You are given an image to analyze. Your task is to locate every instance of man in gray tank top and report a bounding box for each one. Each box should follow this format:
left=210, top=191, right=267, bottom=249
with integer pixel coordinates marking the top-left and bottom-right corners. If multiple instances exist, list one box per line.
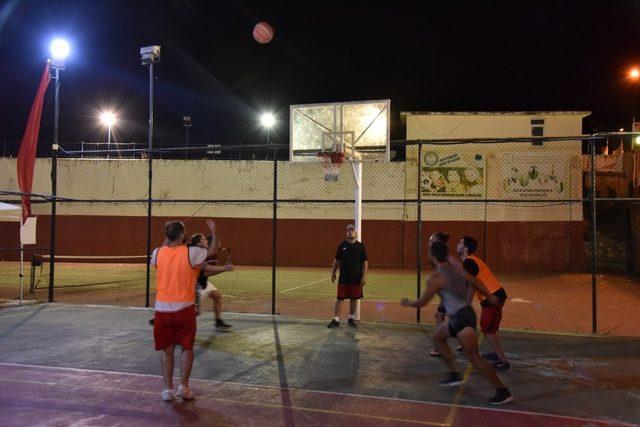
left=401, top=240, right=513, bottom=405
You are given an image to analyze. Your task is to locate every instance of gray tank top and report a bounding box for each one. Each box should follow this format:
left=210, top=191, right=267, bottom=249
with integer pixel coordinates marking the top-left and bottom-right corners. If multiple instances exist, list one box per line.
left=437, top=263, right=469, bottom=316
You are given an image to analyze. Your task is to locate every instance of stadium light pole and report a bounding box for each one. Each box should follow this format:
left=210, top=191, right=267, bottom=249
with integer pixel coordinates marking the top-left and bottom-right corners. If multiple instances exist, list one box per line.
left=49, top=38, right=70, bottom=149
left=260, top=112, right=276, bottom=144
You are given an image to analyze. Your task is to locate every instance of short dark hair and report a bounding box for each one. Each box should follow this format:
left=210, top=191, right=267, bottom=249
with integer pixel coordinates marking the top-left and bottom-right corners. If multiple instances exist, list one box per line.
left=188, top=233, right=205, bottom=247
left=165, top=221, right=185, bottom=242
left=430, top=232, right=450, bottom=243
left=429, top=240, right=448, bottom=263
left=461, top=236, right=478, bottom=254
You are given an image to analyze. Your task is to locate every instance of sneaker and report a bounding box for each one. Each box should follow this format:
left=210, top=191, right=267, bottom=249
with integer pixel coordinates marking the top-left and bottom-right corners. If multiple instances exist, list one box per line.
left=488, top=388, right=514, bottom=405
left=161, top=388, right=175, bottom=401
left=437, top=372, right=464, bottom=387
left=348, top=318, right=357, bottom=327
left=481, top=351, right=499, bottom=361
left=430, top=348, right=441, bottom=357
left=493, top=360, right=511, bottom=370
left=454, top=346, right=464, bottom=353
left=327, top=319, right=340, bottom=328
left=216, top=319, right=232, bottom=328
left=148, top=318, right=155, bottom=326
left=176, top=385, right=194, bottom=400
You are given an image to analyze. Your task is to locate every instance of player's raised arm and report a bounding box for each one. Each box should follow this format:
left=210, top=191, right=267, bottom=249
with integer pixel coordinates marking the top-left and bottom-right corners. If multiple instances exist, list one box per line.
left=402, top=273, right=444, bottom=308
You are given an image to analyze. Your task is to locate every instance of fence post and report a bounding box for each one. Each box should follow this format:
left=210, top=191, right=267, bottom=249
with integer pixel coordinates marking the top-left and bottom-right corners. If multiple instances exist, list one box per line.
left=416, top=143, right=422, bottom=323
left=145, top=62, right=155, bottom=309
left=272, top=149, right=278, bottom=315
left=590, top=139, right=597, bottom=334
left=48, top=144, right=58, bottom=302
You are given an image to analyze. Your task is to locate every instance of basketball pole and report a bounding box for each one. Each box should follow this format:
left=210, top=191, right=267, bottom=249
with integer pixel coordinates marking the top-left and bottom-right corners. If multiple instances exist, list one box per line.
left=352, top=160, right=363, bottom=321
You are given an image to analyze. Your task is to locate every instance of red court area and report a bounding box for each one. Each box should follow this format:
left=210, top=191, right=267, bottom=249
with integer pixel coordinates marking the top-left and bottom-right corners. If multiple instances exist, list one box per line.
left=0, top=363, right=631, bottom=427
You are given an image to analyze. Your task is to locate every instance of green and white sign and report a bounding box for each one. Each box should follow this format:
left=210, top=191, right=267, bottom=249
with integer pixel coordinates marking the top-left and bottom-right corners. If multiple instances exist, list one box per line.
left=501, top=153, right=567, bottom=199
left=421, top=151, right=485, bottom=198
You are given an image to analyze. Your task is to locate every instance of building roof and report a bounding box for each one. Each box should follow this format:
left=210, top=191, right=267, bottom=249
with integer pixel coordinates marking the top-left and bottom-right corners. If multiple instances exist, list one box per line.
left=399, top=111, right=591, bottom=124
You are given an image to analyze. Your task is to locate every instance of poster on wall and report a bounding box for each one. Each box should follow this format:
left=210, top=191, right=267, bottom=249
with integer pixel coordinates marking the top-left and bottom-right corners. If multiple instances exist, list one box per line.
left=421, top=151, right=486, bottom=198
left=501, top=153, right=567, bottom=199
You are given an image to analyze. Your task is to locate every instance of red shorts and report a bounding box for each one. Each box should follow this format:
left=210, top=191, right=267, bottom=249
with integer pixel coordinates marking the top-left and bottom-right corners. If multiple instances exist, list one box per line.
left=337, top=283, right=363, bottom=300
left=480, top=303, right=503, bottom=334
left=154, top=305, right=197, bottom=351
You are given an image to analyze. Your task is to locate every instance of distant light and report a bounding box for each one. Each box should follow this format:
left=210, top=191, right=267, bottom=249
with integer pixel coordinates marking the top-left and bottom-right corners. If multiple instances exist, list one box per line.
left=630, top=68, right=640, bottom=80
left=619, top=128, right=625, bottom=132
left=260, top=113, right=275, bottom=128
left=100, top=111, right=117, bottom=127
left=635, top=136, right=640, bottom=146
left=49, top=38, right=70, bottom=60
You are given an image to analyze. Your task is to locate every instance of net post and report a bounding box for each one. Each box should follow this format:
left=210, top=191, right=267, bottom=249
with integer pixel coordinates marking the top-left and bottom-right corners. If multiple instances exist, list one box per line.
left=416, top=143, right=422, bottom=324
left=272, top=149, right=278, bottom=315
left=48, top=144, right=58, bottom=303
left=590, top=138, right=597, bottom=334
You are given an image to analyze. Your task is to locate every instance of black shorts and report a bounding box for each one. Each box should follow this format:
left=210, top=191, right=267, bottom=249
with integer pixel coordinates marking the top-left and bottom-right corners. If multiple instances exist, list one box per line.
left=448, top=306, right=477, bottom=338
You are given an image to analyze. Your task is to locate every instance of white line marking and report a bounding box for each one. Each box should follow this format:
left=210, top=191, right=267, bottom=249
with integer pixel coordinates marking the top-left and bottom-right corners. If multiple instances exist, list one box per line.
left=280, top=277, right=330, bottom=293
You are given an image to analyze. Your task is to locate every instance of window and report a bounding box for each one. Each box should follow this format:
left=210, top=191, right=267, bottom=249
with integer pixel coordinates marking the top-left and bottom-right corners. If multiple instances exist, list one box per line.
left=531, top=119, right=544, bottom=145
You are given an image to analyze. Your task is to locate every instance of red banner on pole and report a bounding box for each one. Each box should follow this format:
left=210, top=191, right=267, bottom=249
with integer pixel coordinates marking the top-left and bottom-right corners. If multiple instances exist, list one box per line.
left=17, top=62, right=51, bottom=222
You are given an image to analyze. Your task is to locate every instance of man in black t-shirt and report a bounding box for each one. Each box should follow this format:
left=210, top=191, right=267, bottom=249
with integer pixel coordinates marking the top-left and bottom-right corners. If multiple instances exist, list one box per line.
left=328, top=224, right=368, bottom=328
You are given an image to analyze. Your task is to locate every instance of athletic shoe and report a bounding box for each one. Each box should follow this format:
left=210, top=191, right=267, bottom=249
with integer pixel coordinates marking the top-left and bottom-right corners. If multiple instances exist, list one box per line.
left=161, top=389, right=175, bottom=401
left=488, top=388, right=514, bottom=405
left=327, top=319, right=340, bottom=328
left=348, top=318, right=357, bottom=327
left=493, top=360, right=511, bottom=370
left=481, top=351, right=499, bottom=361
left=430, top=348, right=441, bottom=357
left=176, top=385, right=194, bottom=400
left=216, top=319, right=232, bottom=328
left=148, top=318, right=155, bottom=326
left=437, top=372, right=464, bottom=387
left=454, top=346, right=464, bottom=353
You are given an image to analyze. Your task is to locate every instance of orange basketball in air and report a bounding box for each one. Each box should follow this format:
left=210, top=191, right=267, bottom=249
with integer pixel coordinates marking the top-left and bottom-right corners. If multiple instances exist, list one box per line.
left=253, top=22, right=274, bottom=44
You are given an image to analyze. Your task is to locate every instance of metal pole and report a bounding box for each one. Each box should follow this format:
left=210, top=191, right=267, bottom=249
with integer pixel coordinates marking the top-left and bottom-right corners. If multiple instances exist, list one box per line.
left=185, top=125, right=189, bottom=159
left=107, top=126, right=111, bottom=159
left=19, top=245, right=23, bottom=305
left=590, top=139, right=597, bottom=334
left=416, top=144, right=422, bottom=323
left=353, top=161, right=363, bottom=321
left=272, top=149, right=278, bottom=315
left=49, top=144, right=58, bottom=302
left=53, top=68, right=60, bottom=147
left=145, top=62, right=154, bottom=308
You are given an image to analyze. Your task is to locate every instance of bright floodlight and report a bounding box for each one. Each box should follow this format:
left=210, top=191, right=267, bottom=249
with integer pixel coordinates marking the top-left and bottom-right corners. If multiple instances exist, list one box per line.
left=100, top=111, right=117, bottom=127
left=635, top=136, right=640, bottom=145
left=50, top=38, right=70, bottom=60
left=629, top=68, right=640, bottom=80
left=260, top=112, right=275, bottom=128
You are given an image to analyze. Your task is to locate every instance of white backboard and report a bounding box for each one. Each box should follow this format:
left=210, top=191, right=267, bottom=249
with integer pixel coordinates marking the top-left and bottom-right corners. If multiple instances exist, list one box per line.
left=290, top=99, right=390, bottom=162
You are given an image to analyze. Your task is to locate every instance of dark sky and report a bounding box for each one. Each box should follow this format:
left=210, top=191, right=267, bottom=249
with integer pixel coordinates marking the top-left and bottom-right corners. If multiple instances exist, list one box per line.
left=2, top=0, right=640, bottom=146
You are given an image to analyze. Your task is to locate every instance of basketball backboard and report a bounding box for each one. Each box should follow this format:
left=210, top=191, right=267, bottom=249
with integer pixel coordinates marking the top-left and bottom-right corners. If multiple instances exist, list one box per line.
left=290, top=99, right=390, bottom=162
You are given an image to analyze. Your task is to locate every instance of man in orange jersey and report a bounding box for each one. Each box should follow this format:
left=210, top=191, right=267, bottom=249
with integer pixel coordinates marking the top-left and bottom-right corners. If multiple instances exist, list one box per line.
left=150, top=219, right=218, bottom=401
left=457, top=236, right=510, bottom=370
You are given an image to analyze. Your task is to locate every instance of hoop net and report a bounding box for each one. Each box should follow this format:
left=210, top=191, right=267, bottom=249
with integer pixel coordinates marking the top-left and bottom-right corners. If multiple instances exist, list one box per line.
left=317, top=151, right=345, bottom=182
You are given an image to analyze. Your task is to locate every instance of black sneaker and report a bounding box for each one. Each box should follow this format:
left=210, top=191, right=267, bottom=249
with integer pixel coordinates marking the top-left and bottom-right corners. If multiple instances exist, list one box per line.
left=148, top=318, right=155, bottom=326
left=327, top=319, right=340, bottom=328
left=437, top=372, right=464, bottom=387
left=348, top=318, right=357, bottom=327
left=482, top=351, right=499, bottom=361
left=489, top=388, right=514, bottom=405
left=216, top=319, right=232, bottom=328
left=493, top=360, right=511, bottom=370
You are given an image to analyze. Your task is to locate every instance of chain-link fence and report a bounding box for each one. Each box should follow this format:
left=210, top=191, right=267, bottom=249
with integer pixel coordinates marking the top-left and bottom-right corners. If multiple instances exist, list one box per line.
left=2, top=135, right=639, bottom=336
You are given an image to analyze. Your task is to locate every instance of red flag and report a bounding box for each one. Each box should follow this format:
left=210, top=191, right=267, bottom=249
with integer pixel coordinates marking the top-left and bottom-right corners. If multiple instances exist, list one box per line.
left=17, top=62, right=51, bottom=222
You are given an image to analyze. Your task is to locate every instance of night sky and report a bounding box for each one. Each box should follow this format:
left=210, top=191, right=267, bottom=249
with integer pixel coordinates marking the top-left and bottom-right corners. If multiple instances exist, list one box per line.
left=2, top=0, right=640, bottom=147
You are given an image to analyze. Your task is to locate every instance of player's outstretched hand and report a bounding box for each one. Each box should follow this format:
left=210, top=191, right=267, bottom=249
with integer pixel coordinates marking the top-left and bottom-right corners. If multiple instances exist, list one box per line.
left=206, top=219, right=216, bottom=232
left=225, top=264, right=235, bottom=271
left=401, top=298, right=411, bottom=307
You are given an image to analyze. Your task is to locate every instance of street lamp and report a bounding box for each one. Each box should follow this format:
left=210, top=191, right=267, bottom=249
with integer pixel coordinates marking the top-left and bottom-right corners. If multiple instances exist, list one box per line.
left=629, top=67, right=640, bottom=80
left=99, top=111, right=117, bottom=154
left=183, top=115, right=192, bottom=158
left=48, top=38, right=70, bottom=149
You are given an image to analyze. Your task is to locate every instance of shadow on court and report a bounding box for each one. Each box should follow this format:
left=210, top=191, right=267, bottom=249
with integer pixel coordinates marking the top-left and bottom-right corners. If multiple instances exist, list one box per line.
left=0, top=303, right=638, bottom=426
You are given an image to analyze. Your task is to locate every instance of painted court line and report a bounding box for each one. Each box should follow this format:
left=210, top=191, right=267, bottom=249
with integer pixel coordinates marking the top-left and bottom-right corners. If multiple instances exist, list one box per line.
left=0, top=362, right=631, bottom=426
left=279, top=277, right=330, bottom=293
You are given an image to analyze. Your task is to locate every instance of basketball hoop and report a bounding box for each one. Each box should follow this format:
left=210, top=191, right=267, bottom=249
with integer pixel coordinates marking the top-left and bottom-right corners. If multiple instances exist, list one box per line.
left=317, top=151, right=345, bottom=182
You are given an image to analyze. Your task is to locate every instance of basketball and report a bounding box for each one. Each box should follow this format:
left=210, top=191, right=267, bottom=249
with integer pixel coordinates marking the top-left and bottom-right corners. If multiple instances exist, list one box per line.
left=253, top=22, right=274, bottom=44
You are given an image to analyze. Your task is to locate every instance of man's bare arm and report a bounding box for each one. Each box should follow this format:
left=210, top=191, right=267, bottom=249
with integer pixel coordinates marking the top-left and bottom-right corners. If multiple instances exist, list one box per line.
left=331, top=259, right=340, bottom=283
left=361, top=260, right=368, bottom=286
left=401, top=273, right=444, bottom=308
left=463, top=271, right=498, bottom=305
left=206, top=220, right=218, bottom=258
left=201, top=263, right=234, bottom=276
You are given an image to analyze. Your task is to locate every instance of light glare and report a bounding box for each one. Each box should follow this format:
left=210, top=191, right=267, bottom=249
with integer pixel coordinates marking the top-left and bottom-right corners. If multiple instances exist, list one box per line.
left=50, top=38, right=70, bottom=60
left=100, top=111, right=117, bottom=127
left=261, top=113, right=275, bottom=128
